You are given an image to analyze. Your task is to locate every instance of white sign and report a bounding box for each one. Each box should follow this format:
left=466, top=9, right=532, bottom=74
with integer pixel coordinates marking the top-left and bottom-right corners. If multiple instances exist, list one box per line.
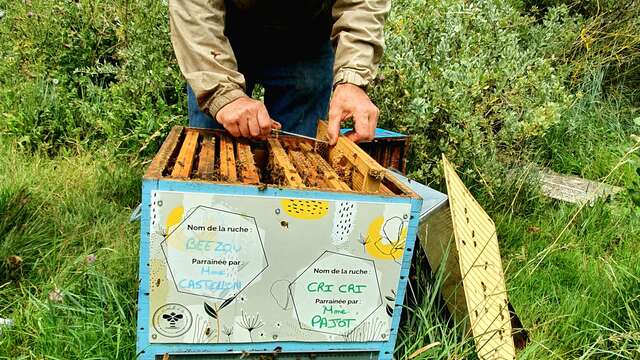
left=148, top=191, right=410, bottom=344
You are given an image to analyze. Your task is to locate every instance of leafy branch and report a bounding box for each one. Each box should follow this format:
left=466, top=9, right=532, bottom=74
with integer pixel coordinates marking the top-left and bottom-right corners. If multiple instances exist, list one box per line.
left=203, top=296, right=235, bottom=343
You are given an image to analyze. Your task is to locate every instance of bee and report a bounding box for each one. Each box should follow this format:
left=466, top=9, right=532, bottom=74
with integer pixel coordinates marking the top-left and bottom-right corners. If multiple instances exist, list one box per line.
left=280, top=220, right=288, bottom=228
left=162, top=312, right=184, bottom=328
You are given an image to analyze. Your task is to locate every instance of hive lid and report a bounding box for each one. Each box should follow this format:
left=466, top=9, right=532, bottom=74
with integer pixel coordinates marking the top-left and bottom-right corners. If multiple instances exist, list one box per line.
left=443, top=155, right=516, bottom=360
left=340, top=127, right=409, bottom=140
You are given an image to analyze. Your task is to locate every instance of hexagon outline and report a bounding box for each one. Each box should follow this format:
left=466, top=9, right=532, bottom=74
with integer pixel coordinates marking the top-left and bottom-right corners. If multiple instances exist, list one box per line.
left=160, top=205, right=269, bottom=301
left=288, top=250, right=384, bottom=336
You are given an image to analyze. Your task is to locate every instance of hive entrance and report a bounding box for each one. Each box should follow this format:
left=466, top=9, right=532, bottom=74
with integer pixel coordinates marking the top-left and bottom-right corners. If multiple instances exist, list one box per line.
left=145, top=126, right=414, bottom=196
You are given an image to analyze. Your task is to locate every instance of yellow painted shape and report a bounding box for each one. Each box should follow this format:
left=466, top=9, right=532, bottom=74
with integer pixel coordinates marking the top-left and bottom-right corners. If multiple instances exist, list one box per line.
left=166, top=206, right=184, bottom=232
left=364, top=216, right=406, bottom=260
left=281, top=199, right=329, bottom=220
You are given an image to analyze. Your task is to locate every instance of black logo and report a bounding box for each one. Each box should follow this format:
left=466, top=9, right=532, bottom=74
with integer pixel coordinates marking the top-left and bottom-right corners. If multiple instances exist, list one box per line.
left=152, top=303, right=193, bottom=338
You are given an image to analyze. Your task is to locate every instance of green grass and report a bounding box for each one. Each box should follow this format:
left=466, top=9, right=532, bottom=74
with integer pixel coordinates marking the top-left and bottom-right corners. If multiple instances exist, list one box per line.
left=1, top=0, right=640, bottom=358
left=481, top=89, right=640, bottom=358
left=0, top=142, right=142, bottom=358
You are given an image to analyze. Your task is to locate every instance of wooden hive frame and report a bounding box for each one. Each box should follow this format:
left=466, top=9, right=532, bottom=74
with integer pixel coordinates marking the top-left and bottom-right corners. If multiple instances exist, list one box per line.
left=144, top=125, right=418, bottom=198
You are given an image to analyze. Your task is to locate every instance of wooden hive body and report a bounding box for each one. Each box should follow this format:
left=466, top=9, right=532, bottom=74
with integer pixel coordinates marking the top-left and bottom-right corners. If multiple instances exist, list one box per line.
left=339, top=128, right=411, bottom=174
left=137, top=126, right=422, bottom=360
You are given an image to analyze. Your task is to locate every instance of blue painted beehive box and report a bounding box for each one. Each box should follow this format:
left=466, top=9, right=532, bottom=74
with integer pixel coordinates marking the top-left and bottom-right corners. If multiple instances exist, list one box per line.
left=137, top=125, right=423, bottom=359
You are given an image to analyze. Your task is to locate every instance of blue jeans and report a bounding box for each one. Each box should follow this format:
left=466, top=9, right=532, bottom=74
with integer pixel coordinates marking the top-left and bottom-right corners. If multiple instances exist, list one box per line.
left=187, top=42, right=334, bottom=137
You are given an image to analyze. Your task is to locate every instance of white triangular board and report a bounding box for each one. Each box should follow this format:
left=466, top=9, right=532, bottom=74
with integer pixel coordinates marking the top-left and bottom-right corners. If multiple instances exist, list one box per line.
left=443, top=155, right=516, bottom=360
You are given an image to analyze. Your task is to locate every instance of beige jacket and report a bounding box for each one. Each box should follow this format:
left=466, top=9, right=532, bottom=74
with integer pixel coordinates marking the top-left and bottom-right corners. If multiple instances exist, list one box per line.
left=169, top=0, right=390, bottom=117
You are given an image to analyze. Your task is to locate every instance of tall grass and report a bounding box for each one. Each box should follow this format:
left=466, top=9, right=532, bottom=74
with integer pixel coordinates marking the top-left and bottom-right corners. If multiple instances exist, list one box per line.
left=0, top=141, right=141, bottom=358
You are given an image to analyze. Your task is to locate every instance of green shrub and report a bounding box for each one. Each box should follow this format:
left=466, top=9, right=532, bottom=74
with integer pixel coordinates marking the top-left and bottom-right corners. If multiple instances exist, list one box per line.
left=370, top=0, right=578, bottom=184
left=517, top=0, right=640, bottom=93
left=0, top=0, right=185, bottom=154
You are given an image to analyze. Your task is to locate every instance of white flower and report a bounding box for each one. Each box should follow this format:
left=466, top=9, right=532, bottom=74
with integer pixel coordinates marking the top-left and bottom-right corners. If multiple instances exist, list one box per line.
left=85, top=254, right=97, bottom=264
left=48, top=288, right=63, bottom=303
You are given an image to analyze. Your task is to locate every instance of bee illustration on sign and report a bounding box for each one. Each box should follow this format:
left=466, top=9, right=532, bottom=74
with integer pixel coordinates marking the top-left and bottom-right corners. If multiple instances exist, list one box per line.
left=163, top=312, right=184, bottom=328
left=152, top=303, right=193, bottom=338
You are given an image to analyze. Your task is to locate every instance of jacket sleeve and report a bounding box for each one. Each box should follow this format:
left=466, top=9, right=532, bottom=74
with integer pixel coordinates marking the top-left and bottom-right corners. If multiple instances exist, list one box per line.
left=331, top=0, right=390, bottom=88
left=169, top=0, right=246, bottom=117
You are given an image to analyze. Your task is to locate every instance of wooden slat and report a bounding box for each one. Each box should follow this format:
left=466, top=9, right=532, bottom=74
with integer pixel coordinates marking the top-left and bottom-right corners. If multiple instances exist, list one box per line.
left=351, top=168, right=364, bottom=190
left=390, top=145, right=401, bottom=171
left=288, top=149, right=327, bottom=188
left=370, top=145, right=381, bottom=167
left=267, top=138, right=304, bottom=188
left=382, top=147, right=391, bottom=169
left=171, top=129, right=199, bottom=178
left=401, top=138, right=411, bottom=174
left=379, top=184, right=394, bottom=195
left=236, top=140, right=260, bottom=185
left=219, top=135, right=237, bottom=181
left=316, top=121, right=384, bottom=192
left=382, top=171, right=419, bottom=198
left=195, top=135, right=216, bottom=179
left=299, top=143, right=351, bottom=191
left=144, top=126, right=184, bottom=179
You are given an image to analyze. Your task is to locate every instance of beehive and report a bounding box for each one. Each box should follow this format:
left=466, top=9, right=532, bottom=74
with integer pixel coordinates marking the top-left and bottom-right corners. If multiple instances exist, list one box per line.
left=136, top=124, right=423, bottom=360
left=340, top=128, right=411, bottom=174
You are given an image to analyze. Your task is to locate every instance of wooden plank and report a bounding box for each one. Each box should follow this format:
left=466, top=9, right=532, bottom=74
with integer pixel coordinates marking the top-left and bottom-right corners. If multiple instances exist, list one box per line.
left=372, top=145, right=383, bottom=167
left=171, top=129, right=199, bottom=179
left=351, top=170, right=364, bottom=191
left=382, top=146, right=391, bottom=169
left=538, top=167, right=622, bottom=204
left=390, top=145, right=401, bottom=171
left=401, top=137, right=411, bottom=174
left=267, top=138, right=304, bottom=188
left=144, top=126, right=184, bottom=179
left=219, top=135, right=237, bottom=181
left=236, top=140, right=260, bottom=185
left=316, top=121, right=384, bottom=192
left=299, top=143, right=351, bottom=191
left=382, top=171, right=419, bottom=198
left=442, top=155, right=515, bottom=360
left=195, top=135, right=216, bottom=179
left=379, top=184, right=394, bottom=195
